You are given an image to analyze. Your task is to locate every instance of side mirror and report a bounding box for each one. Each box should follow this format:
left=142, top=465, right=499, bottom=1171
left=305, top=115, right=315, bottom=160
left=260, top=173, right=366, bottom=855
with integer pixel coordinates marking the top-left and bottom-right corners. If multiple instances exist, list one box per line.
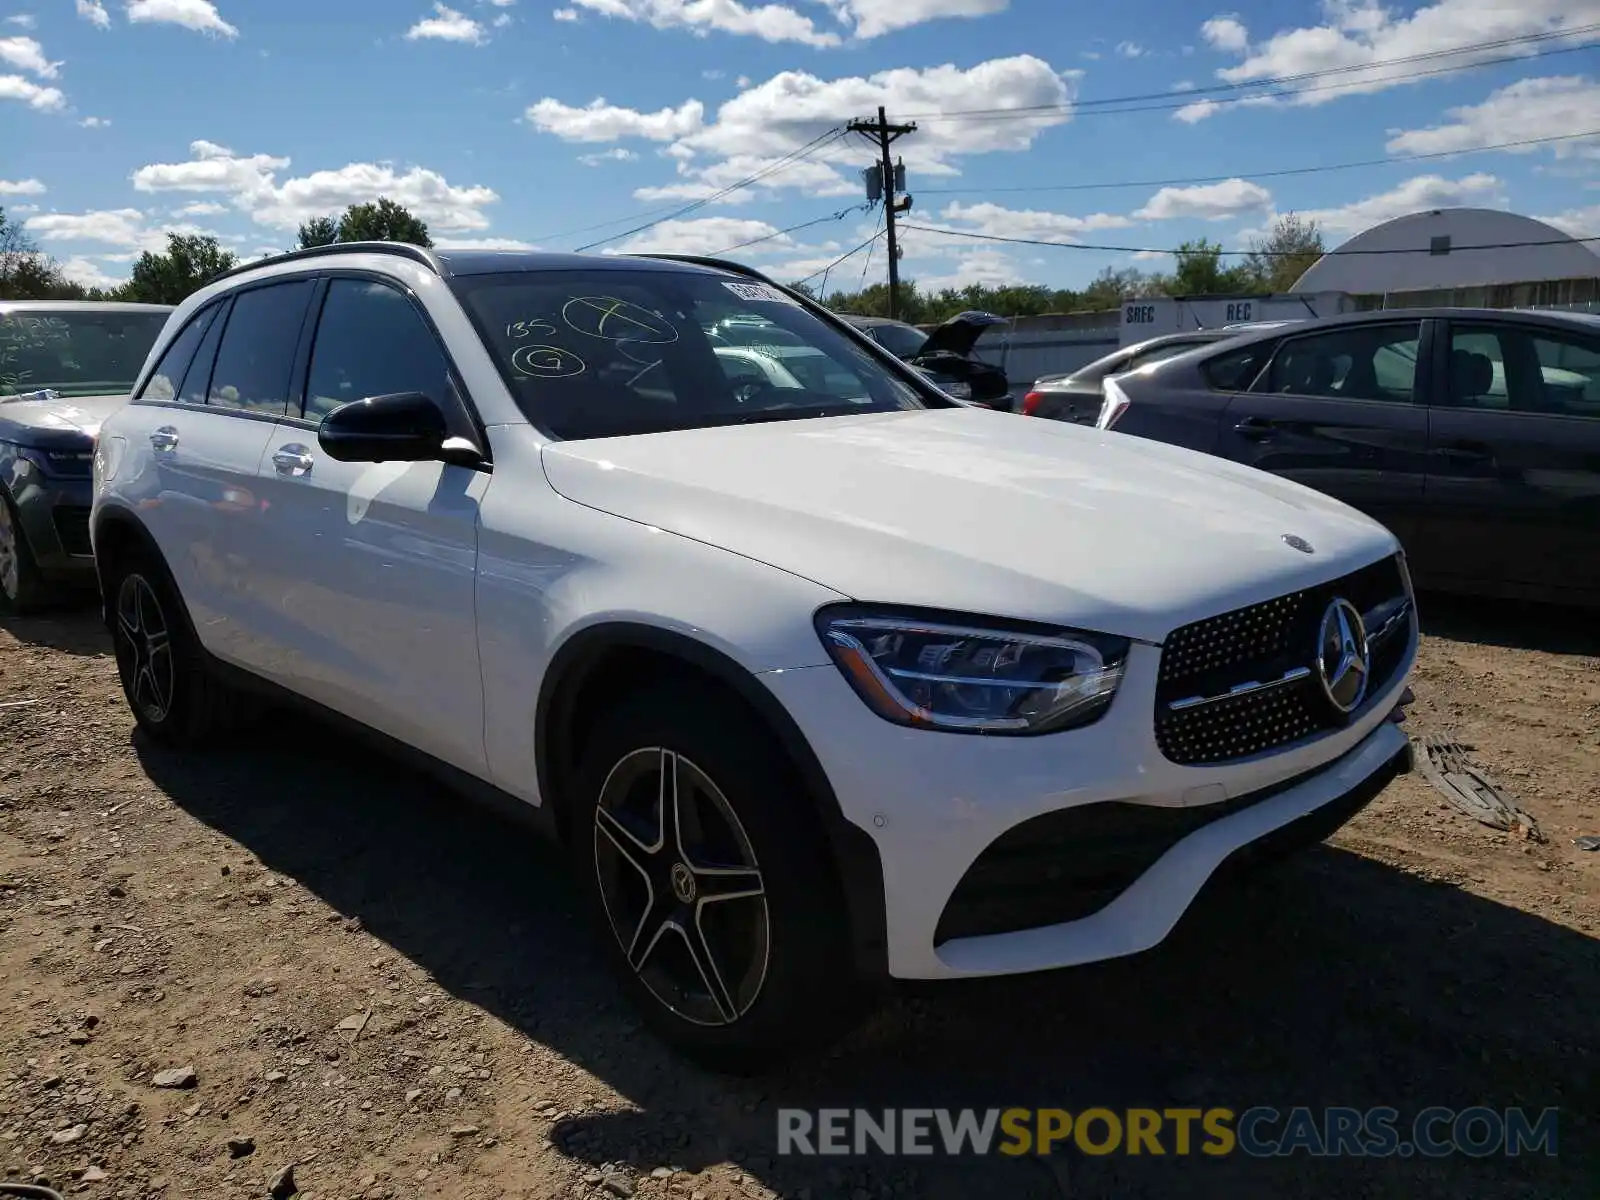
left=318, top=392, right=448, bottom=463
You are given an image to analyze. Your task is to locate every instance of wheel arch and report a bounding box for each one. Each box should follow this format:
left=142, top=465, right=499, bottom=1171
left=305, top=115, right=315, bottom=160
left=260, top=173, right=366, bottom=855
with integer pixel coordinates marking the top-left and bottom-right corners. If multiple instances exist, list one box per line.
left=535, top=621, right=890, bottom=980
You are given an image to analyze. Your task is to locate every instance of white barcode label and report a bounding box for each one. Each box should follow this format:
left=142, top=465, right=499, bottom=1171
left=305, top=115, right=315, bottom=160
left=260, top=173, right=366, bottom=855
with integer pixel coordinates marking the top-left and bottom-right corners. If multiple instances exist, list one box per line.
left=722, top=281, right=799, bottom=306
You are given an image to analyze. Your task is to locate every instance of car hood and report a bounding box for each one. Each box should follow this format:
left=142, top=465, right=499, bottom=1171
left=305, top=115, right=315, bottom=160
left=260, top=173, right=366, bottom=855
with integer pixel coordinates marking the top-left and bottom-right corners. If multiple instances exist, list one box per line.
left=0, top=392, right=127, bottom=443
left=916, top=310, right=1007, bottom=358
left=539, top=408, right=1399, bottom=643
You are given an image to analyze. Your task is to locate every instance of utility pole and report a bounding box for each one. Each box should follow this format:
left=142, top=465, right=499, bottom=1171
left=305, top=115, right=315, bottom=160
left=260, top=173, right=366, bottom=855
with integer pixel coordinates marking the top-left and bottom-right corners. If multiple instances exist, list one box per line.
left=848, top=105, right=916, bottom=319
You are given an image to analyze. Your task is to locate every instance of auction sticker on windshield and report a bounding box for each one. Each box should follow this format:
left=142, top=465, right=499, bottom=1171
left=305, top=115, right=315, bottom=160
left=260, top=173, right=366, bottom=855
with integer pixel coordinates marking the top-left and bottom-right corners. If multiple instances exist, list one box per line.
left=722, top=282, right=799, bottom=306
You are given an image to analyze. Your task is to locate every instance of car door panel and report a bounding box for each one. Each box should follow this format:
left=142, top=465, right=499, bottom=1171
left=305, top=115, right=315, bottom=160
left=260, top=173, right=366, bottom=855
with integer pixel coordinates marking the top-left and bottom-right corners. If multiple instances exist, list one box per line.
left=1216, top=320, right=1430, bottom=548
left=248, top=274, right=488, bottom=775
left=1419, top=320, right=1600, bottom=602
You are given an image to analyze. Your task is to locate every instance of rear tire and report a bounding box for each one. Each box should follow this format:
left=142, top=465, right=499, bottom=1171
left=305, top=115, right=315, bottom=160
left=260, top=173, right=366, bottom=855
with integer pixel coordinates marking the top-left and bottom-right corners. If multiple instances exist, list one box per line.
left=0, top=487, right=52, bottom=614
left=103, top=546, right=240, bottom=747
left=571, top=680, right=866, bottom=1073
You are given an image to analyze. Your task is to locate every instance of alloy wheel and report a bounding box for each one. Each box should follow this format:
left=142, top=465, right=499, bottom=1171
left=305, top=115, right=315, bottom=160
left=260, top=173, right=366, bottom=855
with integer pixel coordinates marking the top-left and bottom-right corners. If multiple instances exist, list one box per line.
left=592, top=747, right=770, bottom=1027
left=114, top=573, right=175, bottom=723
left=0, top=500, right=18, bottom=602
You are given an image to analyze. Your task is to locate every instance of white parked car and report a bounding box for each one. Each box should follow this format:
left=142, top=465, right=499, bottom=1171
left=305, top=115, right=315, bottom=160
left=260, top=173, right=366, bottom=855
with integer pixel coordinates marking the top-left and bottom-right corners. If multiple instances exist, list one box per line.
left=91, top=244, right=1418, bottom=1070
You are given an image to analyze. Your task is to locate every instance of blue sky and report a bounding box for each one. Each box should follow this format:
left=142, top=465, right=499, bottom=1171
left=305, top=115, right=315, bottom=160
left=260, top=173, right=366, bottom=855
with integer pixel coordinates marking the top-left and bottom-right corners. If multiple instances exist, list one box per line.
left=3, top=0, right=1598, bottom=293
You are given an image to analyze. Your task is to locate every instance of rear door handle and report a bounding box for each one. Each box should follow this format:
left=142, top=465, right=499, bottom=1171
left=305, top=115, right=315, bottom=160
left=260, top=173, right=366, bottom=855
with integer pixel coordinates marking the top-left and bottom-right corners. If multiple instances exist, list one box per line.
left=1233, top=416, right=1273, bottom=440
left=149, top=427, right=179, bottom=452
left=272, top=445, right=314, bottom=476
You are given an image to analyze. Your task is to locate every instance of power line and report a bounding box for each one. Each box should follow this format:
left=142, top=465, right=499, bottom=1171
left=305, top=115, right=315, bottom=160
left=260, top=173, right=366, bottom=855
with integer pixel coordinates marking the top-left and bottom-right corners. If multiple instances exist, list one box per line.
left=899, top=223, right=1600, bottom=257
left=900, top=24, right=1600, bottom=121
left=924, top=40, right=1600, bottom=124
left=916, top=128, right=1600, bottom=196
left=573, top=128, right=847, bottom=251
left=709, top=203, right=871, bottom=255
left=792, top=229, right=885, bottom=288
left=859, top=204, right=887, bottom=289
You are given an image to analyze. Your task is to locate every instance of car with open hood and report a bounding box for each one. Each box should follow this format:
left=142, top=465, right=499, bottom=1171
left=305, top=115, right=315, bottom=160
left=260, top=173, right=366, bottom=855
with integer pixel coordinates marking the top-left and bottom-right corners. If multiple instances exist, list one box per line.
left=1, top=301, right=173, bottom=610
left=90, top=244, right=1417, bottom=1070
left=837, top=310, right=1013, bottom=410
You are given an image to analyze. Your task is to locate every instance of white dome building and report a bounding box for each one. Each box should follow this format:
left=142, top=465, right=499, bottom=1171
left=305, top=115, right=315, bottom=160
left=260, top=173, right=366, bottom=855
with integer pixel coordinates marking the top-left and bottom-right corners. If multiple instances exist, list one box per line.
left=1290, top=207, right=1600, bottom=310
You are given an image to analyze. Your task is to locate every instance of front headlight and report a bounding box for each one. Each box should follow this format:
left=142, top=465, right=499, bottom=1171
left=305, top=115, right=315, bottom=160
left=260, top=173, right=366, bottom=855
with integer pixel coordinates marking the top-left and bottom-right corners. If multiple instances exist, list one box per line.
left=815, top=606, right=1129, bottom=735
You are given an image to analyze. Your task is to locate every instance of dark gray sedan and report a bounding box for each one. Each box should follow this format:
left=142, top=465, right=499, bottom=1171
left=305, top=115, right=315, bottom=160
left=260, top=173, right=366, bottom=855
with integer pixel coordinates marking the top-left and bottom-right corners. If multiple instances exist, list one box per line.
left=1091, top=307, right=1600, bottom=607
left=1, top=301, right=172, bottom=610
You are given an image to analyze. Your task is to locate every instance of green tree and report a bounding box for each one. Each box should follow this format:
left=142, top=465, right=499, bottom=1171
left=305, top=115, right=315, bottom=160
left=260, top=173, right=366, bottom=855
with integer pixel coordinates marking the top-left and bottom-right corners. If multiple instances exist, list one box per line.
left=0, top=208, right=86, bottom=300
left=337, top=198, right=432, bottom=247
left=122, top=233, right=239, bottom=305
left=1171, top=238, right=1254, bottom=296
left=1240, top=211, right=1326, bottom=292
left=1082, top=265, right=1169, bottom=309
left=296, top=216, right=339, bottom=250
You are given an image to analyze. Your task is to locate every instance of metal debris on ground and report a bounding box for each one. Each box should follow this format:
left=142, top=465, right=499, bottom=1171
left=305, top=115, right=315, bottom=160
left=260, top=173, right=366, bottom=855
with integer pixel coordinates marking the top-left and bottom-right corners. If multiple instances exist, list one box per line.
left=1574, top=836, right=1600, bottom=852
left=1413, top=734, right=1544, bottom=842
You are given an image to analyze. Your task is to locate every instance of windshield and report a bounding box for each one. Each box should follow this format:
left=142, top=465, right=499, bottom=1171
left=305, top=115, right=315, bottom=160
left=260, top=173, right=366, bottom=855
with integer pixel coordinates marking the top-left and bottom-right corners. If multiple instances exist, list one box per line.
left=870, top=322, right=929, bottom=359
left=453, top=270, right=923, bottom=439
left=0, top=309, right=169, bottom=399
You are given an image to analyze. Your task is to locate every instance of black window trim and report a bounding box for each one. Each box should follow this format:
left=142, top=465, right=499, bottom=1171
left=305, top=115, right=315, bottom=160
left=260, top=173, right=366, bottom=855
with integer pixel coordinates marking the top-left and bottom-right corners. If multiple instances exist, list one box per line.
left=178, top=296, right=231, bottom=408
left=289, top=268, right=492, bottom=467
left=1437, top=316, right=1600, bottom=420
left=1252, top=318, right=1429, bottom=405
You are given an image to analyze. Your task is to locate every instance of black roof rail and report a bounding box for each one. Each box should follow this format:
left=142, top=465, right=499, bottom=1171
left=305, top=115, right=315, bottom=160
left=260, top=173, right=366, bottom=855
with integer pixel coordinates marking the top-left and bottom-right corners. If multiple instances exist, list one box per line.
left=207, top=241, right=445, bottom=286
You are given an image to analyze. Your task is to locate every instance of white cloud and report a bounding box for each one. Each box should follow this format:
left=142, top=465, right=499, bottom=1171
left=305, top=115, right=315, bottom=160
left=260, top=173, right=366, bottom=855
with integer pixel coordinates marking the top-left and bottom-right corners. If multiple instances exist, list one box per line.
left=0, top=73, right=62, bottom=109
left=833, top=0, right=1008, bottom=40
left=1385, top=76, right=1600, bottom=159
left=1115, top=40, right=1145, bottom=58
left=76, top=0, right=110, bottom=28
left=1534, top=203, right=1600, bottom=238
left=405, top=3, right=485, bottom=43
left=79, top=115, right=110, bottom=127
left=126, top=0, right=239, bottom=38
left=617, top=215, right=789, bottom=254
left=1173, top=98, right=1221, bottom=122
left=129, top=140, right=501, bottom=232
left=5, top=15, right=37, bottom=29
left=939, top=200, right=1133, bottom=243
left=1292, top=172, right=1506, bottom=235
left=24, top=208, right=148, bottom=246
left=492, top=11, right=512, bottom=26
left=1188, top=0, right=1600, bottom=119
left=0, top=35, right=60, bottom=77
left=912, top=248, right=1028, bottom=292
left=562, top=0, right=839, bottom=46
left=1134, top=178, right=1273, bottom=221
left=523, top=96, right=705, bottom=141
left=557, top=0, right=1007, bottom=45
left=1200, top=14, right=1248, bottom=52
left=0, top=177, right=45, bottom=194
left=578, top=147, right=639, bottom=165
left=175, top=200, right=227, bottom=215
left=58, top=255, right=127, bottom=290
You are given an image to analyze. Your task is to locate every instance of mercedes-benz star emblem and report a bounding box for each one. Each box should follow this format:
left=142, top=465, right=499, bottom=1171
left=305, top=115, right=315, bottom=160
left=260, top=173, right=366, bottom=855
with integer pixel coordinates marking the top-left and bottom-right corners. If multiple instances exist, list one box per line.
left=669, top=861, right=697, bottom=905
left=1316, top=597, right=1370, bottom=715
left=1282, top=534, right=1315, bottom=554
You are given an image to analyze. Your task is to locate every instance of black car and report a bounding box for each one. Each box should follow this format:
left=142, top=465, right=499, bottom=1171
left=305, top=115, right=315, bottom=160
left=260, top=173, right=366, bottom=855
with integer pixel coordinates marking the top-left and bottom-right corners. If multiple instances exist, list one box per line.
left=1, top=301, right=173, bottom=610
left=1096, top=307, right=1600, bottom=607
left=837, top=311, right=1014, bottom=410
left=1020, top=325, right=1298, bottom=424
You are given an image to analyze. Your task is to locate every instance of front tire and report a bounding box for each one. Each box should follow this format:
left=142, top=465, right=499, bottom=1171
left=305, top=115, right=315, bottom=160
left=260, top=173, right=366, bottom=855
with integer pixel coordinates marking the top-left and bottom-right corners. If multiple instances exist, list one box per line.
left=0, top=487, right=51, bottom=614
left=572, top=681, right=865, bottom=1073
left=103, top=548, right=237, bottom=747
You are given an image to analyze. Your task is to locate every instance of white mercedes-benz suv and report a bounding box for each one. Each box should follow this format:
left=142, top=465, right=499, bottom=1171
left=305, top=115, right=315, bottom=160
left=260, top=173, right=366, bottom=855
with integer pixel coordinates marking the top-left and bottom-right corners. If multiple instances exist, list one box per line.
left=91, top=244, right=1417, bottom=1070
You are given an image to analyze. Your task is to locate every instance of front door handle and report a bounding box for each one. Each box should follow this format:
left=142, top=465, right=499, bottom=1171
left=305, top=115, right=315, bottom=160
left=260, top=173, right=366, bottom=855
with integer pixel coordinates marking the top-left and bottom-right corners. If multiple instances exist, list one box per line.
left=149, top=427, right=179, bottom=452
left=1233, top=416, right=1273, bottom=440
left=272, top=445, right=314, bottom=476
left=1432, top=439, right=1491, bottom=463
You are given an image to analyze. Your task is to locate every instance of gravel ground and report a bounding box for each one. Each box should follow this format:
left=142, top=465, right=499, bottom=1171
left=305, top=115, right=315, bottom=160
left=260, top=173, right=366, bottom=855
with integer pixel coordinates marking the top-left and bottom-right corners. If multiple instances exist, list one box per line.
left=1, top=596, right=1597, bottom=1200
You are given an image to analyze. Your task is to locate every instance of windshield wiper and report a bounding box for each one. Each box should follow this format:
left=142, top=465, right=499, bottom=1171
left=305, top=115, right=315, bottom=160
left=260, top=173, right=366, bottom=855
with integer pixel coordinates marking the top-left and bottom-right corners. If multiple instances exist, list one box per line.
left=723, top=404, right=862, bottom=426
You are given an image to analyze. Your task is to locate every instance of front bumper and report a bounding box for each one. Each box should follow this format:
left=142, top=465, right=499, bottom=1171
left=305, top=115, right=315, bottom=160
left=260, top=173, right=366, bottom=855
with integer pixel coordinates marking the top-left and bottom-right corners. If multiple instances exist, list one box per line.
left=761, top=621, right=1416, bottom=980
left=6, top=465, right=94, bottom=580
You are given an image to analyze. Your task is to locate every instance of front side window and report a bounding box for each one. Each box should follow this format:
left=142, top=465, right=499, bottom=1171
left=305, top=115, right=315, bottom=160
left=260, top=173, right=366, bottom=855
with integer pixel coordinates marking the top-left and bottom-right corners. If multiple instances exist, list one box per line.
left=207, top=280, right=314, bottom=416
left=1262, top=323, right=1421, bottom=403
left=304, top=279, right=453, bottom=422
left=3, top=308, right=170, bottom=399
left=1448, top=324, right=1600, bottom=419
left=453, top=270, right=922, bottom=439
